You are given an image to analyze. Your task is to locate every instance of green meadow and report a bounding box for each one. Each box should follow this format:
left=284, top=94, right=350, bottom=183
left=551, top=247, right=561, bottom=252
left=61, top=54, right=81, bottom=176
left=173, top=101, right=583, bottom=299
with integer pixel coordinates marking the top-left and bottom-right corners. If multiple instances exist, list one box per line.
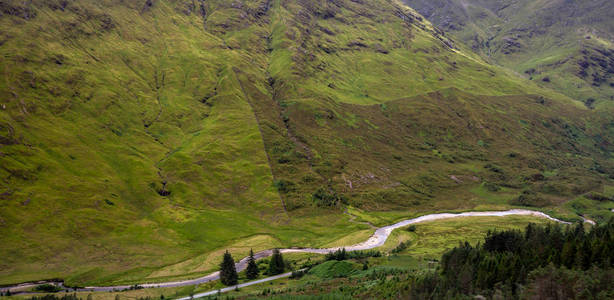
left=0, top=0, right=613, bottom=286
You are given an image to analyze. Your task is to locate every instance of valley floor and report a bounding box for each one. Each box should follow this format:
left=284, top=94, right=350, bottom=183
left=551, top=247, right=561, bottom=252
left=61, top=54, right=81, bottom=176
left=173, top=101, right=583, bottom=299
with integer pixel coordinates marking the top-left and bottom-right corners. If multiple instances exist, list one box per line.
left=2, top=209, right=586, bottom=299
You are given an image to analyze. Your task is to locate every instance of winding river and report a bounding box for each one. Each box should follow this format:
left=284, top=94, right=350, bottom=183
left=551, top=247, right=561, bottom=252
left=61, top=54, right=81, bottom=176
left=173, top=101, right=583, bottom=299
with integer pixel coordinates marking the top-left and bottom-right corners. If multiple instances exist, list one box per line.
left=1, top=209, right=573, bottom=294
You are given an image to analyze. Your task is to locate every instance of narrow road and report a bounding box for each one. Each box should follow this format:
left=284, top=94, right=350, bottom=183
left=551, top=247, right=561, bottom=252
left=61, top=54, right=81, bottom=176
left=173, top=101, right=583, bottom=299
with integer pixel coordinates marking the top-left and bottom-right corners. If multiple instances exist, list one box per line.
left=175, top=270, right=303, bottom=300
left=1, top=209, right=574, bottom=294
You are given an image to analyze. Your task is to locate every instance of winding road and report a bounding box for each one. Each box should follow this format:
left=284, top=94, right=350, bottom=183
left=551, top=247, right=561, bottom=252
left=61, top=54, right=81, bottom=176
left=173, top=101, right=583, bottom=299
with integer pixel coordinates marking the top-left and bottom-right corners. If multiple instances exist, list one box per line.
left=1, top=209, right=575, bottom=295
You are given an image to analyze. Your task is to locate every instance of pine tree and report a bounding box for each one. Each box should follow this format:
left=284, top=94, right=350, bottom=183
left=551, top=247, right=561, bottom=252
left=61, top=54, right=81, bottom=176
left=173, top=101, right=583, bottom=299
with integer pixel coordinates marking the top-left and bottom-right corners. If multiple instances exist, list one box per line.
left=268, top=249, right=285, bottom=275
left=246, top=248, right=259, bottom=280
left=561, top=240, right=576, bottom=269
left=220, top=250, right=238, bottom=286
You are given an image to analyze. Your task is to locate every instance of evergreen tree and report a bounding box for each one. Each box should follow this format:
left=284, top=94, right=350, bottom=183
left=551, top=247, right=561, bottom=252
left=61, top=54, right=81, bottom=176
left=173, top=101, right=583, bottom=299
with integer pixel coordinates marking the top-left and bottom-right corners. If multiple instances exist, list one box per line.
left=325, top=248, right=348, bottom=261
left=561, top=240, right=576, bottom=268
left=411, top=219, right=614, bottom=298
left=268, top=249, right=285, bottom=275
left=220, top=250, right=238, bottom=286
left=246, top=248, right=259, bottom=280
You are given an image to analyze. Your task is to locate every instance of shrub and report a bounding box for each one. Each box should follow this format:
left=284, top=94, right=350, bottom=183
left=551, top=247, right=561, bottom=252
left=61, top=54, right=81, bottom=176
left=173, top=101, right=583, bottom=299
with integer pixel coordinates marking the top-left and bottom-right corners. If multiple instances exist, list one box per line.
left=290, top=269, right=307, bottom=279
left=391, top=241, right=409, bottom=254
left=585, top=192, right=612, bottom=202
left=484, top=182, right=501, bottom=192
left=274, top=180, right=295, bottom=194
left=27, top=294, right=80, bottom=300
left=34, top=284, right=62, bottom=293
left=510, top=189, right=549, bottom=207
left=326, top=248, right=381, bottom=261
left=347, top=250, right=382, bottom=259
left=484, top=164, right=503, bottom=173
left=312, top=187, right=347, bottom=207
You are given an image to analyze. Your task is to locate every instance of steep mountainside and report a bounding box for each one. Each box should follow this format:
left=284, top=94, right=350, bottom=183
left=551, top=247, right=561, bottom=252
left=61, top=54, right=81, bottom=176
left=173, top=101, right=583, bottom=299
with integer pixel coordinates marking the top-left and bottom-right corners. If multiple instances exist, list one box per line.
left=404, top=0, right=614, bottom=108
left=1, top=0, right=613, bottom=285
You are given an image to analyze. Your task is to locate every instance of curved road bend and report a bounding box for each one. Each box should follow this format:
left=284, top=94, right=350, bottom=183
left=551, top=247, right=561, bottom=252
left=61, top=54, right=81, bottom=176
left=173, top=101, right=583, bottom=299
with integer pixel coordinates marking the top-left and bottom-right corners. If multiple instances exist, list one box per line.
left=1, top=209, right=573, bottom=293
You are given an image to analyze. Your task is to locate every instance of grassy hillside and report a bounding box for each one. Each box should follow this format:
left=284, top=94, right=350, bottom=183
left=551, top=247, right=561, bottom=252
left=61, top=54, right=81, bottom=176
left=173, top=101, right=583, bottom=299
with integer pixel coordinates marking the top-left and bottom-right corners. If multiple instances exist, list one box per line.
left=403, top=0, right=614, bottom=108
left=4, top=216, right=558, bottom=299
left=0, top=0, right=613, bottom=286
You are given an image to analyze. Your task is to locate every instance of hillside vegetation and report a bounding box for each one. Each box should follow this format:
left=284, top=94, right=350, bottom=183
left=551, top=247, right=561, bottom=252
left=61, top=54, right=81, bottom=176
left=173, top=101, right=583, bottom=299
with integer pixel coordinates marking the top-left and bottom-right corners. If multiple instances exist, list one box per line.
left=404, top=0, right=614, bottom=108
left=411, top=220, right=614, bottom=299
left=214, top=219, right=614, bottom=299
left=0, top=0, right=613, bottom=285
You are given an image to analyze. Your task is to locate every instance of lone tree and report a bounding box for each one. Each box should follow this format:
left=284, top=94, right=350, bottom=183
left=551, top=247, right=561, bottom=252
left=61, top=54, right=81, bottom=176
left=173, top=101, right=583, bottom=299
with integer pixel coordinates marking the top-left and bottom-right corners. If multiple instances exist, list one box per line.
left=268, top=249, right=285, bottom=275
left=246, top=248, right=259, bottom=280
left=220, top=250, right=238, bottom=286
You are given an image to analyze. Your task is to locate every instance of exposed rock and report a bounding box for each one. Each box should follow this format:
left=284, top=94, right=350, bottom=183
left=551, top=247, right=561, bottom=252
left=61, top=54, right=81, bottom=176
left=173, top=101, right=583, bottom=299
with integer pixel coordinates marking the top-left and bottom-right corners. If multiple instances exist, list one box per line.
left=347, top=40, right=368, bottom=48
left=177, top=0, right=196, bottom=15
left=0, top=0, right=36, bottom=19
left=373, top=43, right=389, bottom=54
left=0, top=122, right=16, bottom=145
left=141, top=0, right=155, bottom=14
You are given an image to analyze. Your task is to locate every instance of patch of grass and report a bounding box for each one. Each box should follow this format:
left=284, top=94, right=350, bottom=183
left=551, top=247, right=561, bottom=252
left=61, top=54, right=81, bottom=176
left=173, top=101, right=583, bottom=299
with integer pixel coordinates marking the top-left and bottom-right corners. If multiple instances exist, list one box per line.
left=401, top=215, right=555, bottom=259
left=563, top=195, right=614, bottom=223
left=308, top=261, right=357, bottom=279
left=470, top=184, right=518, bottom=205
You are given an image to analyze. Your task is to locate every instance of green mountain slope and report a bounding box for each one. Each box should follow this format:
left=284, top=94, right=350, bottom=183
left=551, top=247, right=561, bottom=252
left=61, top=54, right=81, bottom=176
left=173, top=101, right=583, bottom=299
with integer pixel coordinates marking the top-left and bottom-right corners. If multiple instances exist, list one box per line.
left=403, top=0, right=614, bottom=108
left=0, top=0, right=613, bottom=285
left=0, top=0, right=292, bottom=285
